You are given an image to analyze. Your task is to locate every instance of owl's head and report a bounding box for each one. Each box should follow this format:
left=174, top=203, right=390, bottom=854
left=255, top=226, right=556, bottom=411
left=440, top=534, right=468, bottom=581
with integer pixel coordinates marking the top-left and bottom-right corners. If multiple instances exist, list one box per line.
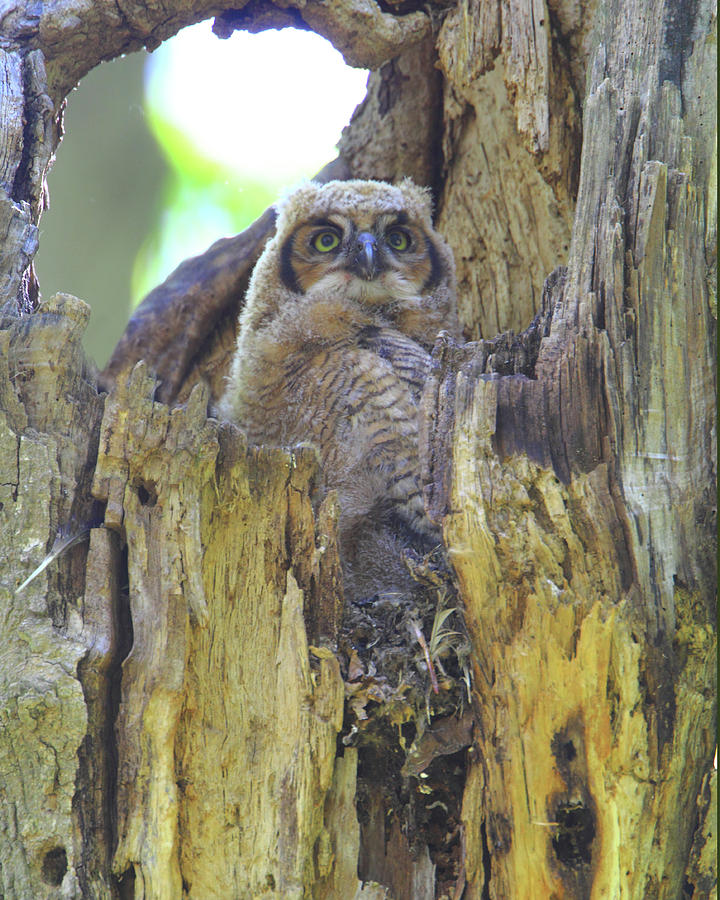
left=242, top=179, right=458, bottom=347
left=275, top=178, right=451, bottom=304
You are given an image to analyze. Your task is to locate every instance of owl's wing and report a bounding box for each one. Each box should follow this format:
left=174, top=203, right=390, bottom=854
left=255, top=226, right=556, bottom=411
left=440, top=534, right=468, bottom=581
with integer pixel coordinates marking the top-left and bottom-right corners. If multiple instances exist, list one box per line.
left=355, top=325, right=432, bottom=400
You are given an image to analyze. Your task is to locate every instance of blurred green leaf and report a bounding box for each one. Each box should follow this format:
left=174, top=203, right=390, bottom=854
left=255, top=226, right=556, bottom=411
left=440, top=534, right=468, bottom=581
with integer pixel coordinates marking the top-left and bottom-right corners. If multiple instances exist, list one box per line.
left=131, top=111, right=276, bottom=303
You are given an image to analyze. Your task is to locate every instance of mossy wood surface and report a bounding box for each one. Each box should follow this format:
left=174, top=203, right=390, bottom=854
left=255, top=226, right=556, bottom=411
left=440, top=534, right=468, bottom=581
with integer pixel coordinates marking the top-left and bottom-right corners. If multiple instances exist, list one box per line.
left=0, top=0, right=715, bottom=897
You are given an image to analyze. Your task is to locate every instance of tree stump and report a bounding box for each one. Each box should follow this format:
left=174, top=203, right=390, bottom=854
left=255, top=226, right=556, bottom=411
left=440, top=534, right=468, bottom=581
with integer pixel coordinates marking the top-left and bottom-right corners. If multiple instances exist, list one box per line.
left=0, top=0, right=715, bottom=897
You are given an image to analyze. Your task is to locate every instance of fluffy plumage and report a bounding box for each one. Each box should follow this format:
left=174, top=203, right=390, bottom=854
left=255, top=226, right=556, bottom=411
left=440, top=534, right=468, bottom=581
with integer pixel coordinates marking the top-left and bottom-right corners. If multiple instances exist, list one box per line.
left=218, top=178, right=458, bottom=600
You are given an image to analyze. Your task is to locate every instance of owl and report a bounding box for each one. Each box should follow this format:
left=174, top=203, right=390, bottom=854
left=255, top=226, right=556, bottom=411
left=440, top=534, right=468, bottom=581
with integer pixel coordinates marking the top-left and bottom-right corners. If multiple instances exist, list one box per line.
left=218, top=179, right=458, bottom=601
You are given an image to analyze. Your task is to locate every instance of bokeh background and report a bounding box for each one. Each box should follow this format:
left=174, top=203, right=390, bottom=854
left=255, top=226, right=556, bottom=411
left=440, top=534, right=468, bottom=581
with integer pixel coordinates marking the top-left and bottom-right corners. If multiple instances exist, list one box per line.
left=35, top=23, right=368, bottom=367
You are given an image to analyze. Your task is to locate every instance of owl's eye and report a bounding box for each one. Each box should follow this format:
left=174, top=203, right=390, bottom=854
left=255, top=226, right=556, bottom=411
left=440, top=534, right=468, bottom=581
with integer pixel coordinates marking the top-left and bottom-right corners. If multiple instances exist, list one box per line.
left=312, top=231, right=341, bottom=252
left=386, top=229, right=410, bottom=251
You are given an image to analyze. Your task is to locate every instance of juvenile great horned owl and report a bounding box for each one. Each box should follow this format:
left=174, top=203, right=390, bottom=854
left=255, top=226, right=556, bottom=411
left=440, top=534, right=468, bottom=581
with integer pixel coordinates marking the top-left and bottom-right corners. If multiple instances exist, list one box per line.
left=218, top=179, right=458, bottom=601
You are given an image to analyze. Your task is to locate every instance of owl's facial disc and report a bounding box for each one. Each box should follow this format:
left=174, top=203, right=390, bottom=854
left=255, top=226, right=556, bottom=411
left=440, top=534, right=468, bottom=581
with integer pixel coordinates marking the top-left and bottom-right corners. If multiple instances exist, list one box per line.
left=279, top=208, right=440, bottom=306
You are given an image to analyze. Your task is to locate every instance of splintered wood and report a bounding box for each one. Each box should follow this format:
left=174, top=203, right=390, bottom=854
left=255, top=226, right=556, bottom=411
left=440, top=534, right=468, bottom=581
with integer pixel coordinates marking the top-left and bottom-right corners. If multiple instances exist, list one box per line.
left=93, top=366, right=353, bottom=897
left=0, top=0, right=715, bottom=895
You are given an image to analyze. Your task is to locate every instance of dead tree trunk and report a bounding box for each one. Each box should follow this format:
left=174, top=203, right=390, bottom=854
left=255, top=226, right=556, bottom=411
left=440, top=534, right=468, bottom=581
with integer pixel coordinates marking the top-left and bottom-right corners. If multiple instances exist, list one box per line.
left=0, top=0, right=715, bottom=898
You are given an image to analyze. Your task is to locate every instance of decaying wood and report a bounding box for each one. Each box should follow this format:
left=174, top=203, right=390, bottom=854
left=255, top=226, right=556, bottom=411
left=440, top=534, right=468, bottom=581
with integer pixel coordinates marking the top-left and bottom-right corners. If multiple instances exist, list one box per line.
left=436, top=0, right=581, bottom=339
left=2, top=0, right=429, bottom=104
left=0, top=49, right=58, bottom=314
left=215, top=0, right=431, bottom=69
left=91, top=364, right=350, bottom=897
left=337, top=34, right=443, bottom=194
left=423, top=1, right=717, bottom=896
left=0, top=0, right=715, bottom=896
left=0, top=294, right=106, bottom=896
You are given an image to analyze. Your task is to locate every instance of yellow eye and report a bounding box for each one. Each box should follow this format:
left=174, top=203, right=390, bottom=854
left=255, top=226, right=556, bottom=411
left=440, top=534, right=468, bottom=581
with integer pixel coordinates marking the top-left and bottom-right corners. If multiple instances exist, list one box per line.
left=387, top=229, right=410, bottom=251
left=313, top=231, right=340, bottom=252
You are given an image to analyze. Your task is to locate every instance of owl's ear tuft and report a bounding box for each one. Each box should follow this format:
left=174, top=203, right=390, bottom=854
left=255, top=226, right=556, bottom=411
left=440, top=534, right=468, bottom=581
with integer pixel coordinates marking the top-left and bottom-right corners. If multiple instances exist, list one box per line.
left=274, top=181, right=325, bottom=235
left=398, top=177, right=434, bottom=221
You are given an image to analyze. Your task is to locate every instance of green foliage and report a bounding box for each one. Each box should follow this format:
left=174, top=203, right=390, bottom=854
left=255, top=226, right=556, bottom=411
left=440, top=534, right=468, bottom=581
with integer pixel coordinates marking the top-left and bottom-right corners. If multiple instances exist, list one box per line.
left=131, top=110, right=277, bottom=305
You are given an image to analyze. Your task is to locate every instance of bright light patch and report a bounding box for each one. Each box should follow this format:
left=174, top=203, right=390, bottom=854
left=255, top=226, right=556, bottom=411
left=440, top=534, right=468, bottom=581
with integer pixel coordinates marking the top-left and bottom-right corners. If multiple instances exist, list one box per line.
left=135, top=23, right=368, bottom=302
left=145, top=23, right=368, bottom=187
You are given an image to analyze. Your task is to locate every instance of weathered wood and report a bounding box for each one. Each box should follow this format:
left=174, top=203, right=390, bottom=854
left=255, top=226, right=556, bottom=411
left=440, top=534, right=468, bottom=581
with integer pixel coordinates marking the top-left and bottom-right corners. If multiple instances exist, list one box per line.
left=78, top=525, right=124, bottom=900
left=426, top=0, right=717, bottom=896
left=684, top=767, right=717, bottom=900
left=3, top=0, right=431, bottom=104
left=215, top=0, right=430, bottom=69
left=92, top=365, right=349, bottom=896
left=0, top=294, right=107, bottom=897
left=337, top=34, right=443, bottom=193
left=435, top=0, right=581, bottom=340
left=0, top=0, right=715, bottom=897
left=0, top=49, right=58, bottom=313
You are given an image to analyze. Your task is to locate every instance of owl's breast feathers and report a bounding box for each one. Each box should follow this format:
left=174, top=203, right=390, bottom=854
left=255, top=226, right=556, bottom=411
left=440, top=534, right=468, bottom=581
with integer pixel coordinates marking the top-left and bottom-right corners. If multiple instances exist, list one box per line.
left=236, top=305, right=431, bottom=466
left=231, top=306, right=435, bottom=556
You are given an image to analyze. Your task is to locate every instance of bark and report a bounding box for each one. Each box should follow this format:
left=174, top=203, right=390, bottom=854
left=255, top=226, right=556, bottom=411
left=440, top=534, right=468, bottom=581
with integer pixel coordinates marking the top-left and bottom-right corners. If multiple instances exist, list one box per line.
left=0, top=0, right=715, bottom=899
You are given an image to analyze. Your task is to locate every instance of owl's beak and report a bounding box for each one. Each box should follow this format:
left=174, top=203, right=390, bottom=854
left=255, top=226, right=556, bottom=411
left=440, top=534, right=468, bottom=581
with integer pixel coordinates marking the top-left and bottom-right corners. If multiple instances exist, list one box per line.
left=353, top=233, right=378, bottom=280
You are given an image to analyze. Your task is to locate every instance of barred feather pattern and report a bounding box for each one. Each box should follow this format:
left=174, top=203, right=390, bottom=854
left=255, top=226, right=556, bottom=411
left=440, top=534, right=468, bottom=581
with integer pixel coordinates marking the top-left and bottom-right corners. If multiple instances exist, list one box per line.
left=238, top=330, right=438, bottom=595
